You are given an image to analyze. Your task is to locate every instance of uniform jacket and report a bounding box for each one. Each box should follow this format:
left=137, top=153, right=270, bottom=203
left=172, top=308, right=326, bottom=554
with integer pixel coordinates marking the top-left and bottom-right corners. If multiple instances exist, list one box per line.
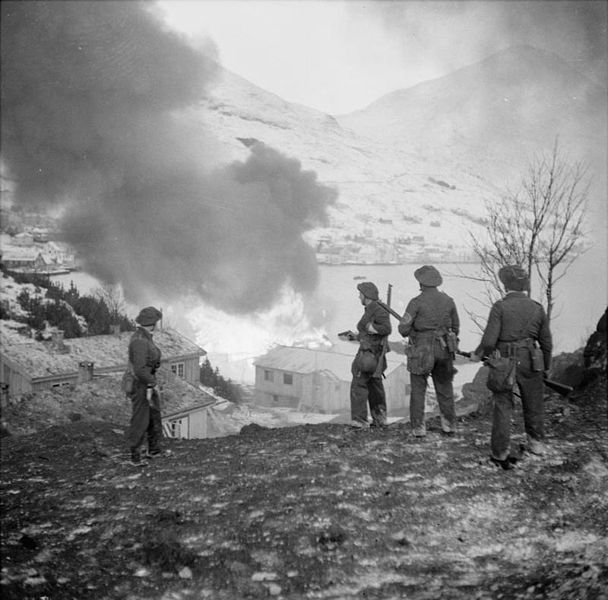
left=356, top=300, right=392, bottom=349
left=128, top=327, right=162, bottom=387
left=353, top=300, right=391, bottom=377
left=398, top=288, right=459, bottom=342
left=475, top=292, right=552, bottom=368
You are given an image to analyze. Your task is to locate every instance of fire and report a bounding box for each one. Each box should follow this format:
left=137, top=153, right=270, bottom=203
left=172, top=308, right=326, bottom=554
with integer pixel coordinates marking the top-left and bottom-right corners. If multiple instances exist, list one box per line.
left=185, top=286, right=331, bottom=383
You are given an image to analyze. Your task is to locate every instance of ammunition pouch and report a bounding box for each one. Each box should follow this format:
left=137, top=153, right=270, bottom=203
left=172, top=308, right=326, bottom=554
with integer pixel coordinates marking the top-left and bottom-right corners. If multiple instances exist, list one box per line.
left=356, top=349, right=379, bottom=374
left=406, top=336, right=435, bottom=375
left=486, top=351, right=516, bottom=393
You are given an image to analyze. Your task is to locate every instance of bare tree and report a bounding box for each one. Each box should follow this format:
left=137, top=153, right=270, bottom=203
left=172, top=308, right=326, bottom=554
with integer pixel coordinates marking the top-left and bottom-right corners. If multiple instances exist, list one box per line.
left=468, top=139, right=589, bottom=325
left=94, top=283, right=127, bottom=324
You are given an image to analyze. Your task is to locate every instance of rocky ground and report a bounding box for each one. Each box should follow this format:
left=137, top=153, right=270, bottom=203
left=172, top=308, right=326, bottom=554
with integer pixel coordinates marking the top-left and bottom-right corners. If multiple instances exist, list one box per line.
left=1, top=373, right=607, bottom=600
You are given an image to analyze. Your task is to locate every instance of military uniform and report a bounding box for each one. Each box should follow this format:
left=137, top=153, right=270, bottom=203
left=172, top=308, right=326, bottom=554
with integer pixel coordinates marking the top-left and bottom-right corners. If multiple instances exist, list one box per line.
left=126, top=307, right=163, bottom=463
left=350, top=282, right=392, bottom=427
left=398, top=266, right=459, bottom=436
left=475, top=266, right=552, bottom=461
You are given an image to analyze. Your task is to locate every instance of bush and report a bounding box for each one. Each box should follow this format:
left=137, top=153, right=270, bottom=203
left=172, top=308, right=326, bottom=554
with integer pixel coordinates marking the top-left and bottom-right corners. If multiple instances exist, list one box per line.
left=199, top=358, right=243, bottom=403
left=7, top=273, right=133, bottom=336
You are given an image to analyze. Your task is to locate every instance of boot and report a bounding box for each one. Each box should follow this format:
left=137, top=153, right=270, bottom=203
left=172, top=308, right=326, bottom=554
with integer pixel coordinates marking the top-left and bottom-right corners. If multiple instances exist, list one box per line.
left=129, top=448, right=146, bottom=467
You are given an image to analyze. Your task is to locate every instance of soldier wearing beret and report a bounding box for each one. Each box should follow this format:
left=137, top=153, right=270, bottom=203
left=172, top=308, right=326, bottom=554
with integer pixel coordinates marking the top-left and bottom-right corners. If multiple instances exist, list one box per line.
left=341, top=282, right=392, bottom=428
left=126, top=306, right=163, bottom=466
left=398, top=265, right=460, bottom=437
left=473, top=265, right=553, bottom=469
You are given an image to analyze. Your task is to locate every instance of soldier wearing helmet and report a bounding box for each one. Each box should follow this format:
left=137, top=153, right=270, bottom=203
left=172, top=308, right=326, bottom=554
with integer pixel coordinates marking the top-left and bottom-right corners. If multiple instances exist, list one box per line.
left=473, top=265, right=552, bottom=469
left=341, top=281, right=392, bottom=429
left=398, top=265, right=460, bottom=438
left=126, top=306, right=163, bottom=466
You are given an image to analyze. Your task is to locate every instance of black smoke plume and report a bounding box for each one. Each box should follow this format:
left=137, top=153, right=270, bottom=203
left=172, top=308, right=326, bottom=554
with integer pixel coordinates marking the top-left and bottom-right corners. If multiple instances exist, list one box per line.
left=1, top=1, right=336, bottom=313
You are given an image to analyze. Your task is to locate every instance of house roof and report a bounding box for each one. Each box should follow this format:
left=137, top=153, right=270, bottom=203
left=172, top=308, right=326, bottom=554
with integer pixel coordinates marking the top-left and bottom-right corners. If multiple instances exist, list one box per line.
left=253, top=344, right=405, bottom=382
left=0, top=327, right=206, bottom=380
left=162, top=397, right=218, bottom=420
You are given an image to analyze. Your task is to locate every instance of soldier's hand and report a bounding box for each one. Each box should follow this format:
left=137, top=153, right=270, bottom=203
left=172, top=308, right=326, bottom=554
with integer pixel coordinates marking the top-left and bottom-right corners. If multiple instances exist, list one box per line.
left=470, top=353, right=481, bottom=363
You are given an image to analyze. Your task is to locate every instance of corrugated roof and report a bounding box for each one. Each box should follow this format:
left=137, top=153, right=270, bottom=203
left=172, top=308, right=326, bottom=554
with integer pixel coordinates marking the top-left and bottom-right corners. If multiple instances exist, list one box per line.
left=0, top=327, right=206, bottom=380
left=253, top=344, right=404, bottom=381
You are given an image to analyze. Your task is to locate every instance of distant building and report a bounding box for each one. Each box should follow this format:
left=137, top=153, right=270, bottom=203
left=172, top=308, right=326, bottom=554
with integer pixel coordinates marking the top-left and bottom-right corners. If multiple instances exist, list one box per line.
left=12, top=232, right=34, bottom=247
left=0, top=327, right=206, bottom=397
left=253, top=344, right=409, bottom=415
left=162, top=399, right=225, bottom=440
left=1, top=249, right=47, bottom=271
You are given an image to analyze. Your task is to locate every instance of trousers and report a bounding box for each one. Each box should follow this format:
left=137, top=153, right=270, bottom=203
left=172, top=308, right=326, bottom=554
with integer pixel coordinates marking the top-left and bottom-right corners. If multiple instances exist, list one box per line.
left=490, top=348, right=544, bottom=460
left=409, top=355, right=456, bottom=429
left=125, top=384, right=162, bottom=453
left=350, top=368, right=387, bottom=425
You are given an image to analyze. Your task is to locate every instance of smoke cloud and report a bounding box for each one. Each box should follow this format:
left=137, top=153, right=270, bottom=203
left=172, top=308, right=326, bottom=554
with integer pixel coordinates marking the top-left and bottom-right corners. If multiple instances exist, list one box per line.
left=1, top=1, right=336, bottom=313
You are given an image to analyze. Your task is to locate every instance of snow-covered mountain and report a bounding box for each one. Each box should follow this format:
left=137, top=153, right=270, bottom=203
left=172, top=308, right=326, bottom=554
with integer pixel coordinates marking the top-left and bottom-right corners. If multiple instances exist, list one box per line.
left=190, top=45, right=606, bottom=261
left=339, top=45, right=606, bottom=181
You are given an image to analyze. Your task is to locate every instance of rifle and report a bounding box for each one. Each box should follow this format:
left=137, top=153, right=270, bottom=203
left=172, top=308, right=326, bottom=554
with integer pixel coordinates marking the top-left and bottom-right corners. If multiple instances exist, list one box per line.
left=456, top=350, right=573, bottom=397
left=377, top=299, right=402, bottom=322
left=378, top=291, right=574, bottom=399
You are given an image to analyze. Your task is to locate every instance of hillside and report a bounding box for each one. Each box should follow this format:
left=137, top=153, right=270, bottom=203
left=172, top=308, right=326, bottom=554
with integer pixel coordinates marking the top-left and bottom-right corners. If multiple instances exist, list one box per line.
left=190, top=45, right=606, bottom=261
left=338, top=45, right=607, bottom=181
left=1, top=372, right=606, bottom=599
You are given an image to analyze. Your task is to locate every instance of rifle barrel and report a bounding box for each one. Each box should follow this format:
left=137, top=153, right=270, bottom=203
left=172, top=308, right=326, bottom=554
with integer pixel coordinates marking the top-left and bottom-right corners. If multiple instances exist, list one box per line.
left=376, top=299, right=402, bottom=321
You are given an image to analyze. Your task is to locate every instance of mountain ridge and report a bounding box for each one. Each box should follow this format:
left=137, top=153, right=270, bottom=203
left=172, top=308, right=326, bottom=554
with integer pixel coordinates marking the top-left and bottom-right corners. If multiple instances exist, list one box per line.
left=194, top=44, right=606, bottom=260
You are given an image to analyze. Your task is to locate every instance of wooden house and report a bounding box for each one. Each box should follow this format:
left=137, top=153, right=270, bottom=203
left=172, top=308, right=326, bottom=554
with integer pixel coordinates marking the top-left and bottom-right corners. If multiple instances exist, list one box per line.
left=162, top=398, right=228, bottom=440
left=253, top=343, right=409, bottom=415
left=0, top=327, right=206, bottom=397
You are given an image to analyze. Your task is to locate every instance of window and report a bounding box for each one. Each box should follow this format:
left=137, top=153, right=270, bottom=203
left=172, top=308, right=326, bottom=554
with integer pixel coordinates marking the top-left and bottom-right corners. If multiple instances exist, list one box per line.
left=264, top=370, right=273, bottom=382
left=283, top=372, right=293, bottom=385
left=166, top=418, right=188, bottom=439
left=171, top=362, right=185, bottom=378
left=169, top=420, right=181, bottom=438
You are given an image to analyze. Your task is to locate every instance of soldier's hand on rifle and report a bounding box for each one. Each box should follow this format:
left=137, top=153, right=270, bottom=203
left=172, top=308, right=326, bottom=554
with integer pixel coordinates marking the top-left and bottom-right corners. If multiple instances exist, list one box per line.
left=470, top=352, right=482, bottom=363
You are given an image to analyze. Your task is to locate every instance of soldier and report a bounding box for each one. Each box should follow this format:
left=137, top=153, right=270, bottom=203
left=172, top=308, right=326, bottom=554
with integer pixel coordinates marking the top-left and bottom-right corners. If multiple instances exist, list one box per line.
left=473, top=265, right=552, bottom=469
left=398, top=265, right=459, bottom=437
left=126, top=306, right=163, bottom=466
left=342, top=282, right=392, bottom=429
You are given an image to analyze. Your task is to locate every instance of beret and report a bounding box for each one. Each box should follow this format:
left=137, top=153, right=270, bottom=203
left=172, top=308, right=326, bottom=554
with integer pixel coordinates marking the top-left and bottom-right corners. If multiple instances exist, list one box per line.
left=414, top=265, right=443, bottom=287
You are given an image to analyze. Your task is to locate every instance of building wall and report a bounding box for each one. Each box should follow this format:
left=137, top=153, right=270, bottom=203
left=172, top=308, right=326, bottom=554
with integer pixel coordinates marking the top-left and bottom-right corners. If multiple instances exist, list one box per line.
left=384, top=364, right=410, bottom=415
left=254, top=366, right=303, bottom=407
left=167, top=356, right=200, bottom=387
left=0, top=357, right=32, bottom=395
left=163, top=408, right=210, bottom=440
left=254, top=362, right=410, bottom=415
left=0, top=354, right=80, bottom=396
left=33, top=376, right=78, bottom=393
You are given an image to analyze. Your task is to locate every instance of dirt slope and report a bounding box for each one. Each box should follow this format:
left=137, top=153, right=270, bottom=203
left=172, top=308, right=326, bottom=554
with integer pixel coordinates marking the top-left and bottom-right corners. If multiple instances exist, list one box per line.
left=1, top=377, right=607, bottom=600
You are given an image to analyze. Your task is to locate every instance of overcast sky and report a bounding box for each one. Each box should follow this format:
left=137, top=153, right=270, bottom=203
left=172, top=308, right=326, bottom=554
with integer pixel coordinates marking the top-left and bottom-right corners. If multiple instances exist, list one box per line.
left=157, top=0, right=607, bottom=114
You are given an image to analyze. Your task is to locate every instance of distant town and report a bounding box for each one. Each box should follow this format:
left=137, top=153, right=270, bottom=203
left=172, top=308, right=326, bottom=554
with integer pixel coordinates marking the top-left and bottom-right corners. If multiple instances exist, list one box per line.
left=1, top=203, right=478, bottom=273
left=0, top=205, right=78, bottom=276
left=314, top=231, right=478, bottom=265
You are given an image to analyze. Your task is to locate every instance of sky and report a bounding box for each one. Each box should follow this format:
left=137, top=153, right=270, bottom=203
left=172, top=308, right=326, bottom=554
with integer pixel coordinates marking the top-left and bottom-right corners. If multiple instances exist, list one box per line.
left=157, top=0, right=608, bottom=114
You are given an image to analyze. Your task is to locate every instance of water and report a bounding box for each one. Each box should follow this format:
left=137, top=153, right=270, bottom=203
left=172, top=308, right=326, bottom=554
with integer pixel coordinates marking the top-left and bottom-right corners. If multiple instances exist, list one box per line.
left=317, top=260, right=606, bottom=356
left=50, top=255, right=607, bottom=385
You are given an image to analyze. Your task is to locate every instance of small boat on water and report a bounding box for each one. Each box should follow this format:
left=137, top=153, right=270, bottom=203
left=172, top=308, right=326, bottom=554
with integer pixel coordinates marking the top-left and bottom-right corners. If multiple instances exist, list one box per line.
left=353, top=275, right=366, bottom=280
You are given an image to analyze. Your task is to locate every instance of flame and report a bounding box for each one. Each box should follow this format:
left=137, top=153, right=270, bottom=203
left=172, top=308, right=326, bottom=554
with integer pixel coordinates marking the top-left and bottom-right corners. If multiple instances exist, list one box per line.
left=185, top=286, right=331, bottom=383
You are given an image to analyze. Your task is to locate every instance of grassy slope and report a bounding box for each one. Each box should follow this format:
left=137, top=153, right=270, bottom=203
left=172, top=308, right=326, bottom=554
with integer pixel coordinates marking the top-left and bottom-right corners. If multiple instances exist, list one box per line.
left=1, top=376, right=607, bottom=600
